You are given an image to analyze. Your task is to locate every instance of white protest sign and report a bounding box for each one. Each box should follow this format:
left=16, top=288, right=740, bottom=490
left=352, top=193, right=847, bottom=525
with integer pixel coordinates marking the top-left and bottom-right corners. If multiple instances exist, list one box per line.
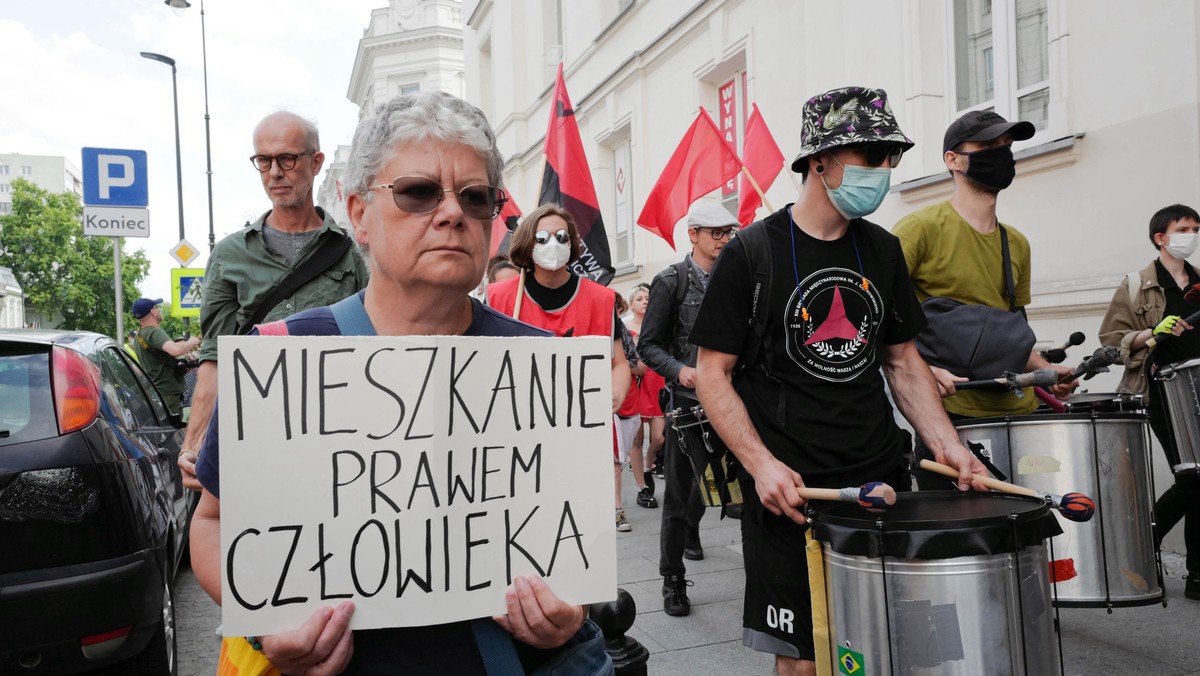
left=218, top=335, right=617, bottom=636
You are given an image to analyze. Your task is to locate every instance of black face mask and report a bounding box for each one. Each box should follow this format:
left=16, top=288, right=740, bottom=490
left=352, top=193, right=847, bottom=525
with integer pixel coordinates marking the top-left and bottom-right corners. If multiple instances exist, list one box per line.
left=958, top=145, right=1016, bottom=191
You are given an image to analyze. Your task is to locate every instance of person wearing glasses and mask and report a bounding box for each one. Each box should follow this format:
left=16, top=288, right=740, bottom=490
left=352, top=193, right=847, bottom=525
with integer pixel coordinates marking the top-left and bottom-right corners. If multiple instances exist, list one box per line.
left=636, top=200, right=736, bottom=617
left=488, top=204, right=634, bottom=532
left=191, top=92, right=611, bottom=674
left=177, top=111, right=368, bottom=492
left=893, top=110, right=1075, bottom=488
left=691, top=87, right=985, bottom=675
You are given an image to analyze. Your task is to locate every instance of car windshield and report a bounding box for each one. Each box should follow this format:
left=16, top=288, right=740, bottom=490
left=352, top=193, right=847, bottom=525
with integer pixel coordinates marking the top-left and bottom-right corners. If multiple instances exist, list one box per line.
left=0, top=348, right=58, bottom=447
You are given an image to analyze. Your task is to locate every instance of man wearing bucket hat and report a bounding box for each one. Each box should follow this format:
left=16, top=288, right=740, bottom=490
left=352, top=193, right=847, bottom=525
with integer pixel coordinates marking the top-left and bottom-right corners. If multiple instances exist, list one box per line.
left=638, top=200, right=738, bottom=617
left=893, top=111, right=1077, bottom=487
left=131, top=297, right=200, bottom=416
left=691, top=86, right=986, bottom=674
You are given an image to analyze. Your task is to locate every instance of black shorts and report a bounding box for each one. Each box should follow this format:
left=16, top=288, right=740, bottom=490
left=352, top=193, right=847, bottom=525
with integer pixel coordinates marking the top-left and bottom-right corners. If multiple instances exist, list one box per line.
left=739, top=467, right=910, bottom=660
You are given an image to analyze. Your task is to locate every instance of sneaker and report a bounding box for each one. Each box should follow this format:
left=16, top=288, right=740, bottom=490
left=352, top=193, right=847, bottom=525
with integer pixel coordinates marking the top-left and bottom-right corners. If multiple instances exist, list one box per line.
left=615, top=509, right=632, bottom=532
left=636, top=486, right=659, bottom=508
left=643, top=471, right=655, bottom=496
left=662, top=574, right=693, bottom=616
left=1186, top=574, right=1200, bottom=601
left=683, top=527, right=704, bottom=561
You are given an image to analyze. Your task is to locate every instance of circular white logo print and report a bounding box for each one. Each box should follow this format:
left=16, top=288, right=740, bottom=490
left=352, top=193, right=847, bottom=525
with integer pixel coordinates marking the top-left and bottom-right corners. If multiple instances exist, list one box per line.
left=784, top=267, right=883, bottom=382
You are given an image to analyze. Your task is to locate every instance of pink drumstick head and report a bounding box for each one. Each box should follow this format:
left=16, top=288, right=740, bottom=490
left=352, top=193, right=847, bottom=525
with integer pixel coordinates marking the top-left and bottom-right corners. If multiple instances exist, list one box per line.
left=1057, top=492, right=1096, bottom=522
left=857, top=481, right=897, bottom=512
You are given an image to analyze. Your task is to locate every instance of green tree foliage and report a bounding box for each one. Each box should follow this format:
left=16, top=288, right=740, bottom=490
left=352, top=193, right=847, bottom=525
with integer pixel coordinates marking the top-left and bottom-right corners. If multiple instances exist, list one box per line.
left=0, top=179, right=150, bottom=337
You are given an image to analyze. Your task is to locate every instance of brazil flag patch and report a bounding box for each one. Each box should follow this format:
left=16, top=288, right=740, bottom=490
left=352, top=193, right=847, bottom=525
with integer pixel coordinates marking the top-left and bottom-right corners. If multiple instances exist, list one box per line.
left=838, top=646, right=865, bottom=675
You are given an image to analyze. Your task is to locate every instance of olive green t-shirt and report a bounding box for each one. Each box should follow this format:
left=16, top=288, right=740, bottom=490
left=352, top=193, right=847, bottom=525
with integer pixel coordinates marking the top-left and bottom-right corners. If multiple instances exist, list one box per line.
left=893, top=201, right=1036, bottom=417
left=134, top=325, right=183, bottom=397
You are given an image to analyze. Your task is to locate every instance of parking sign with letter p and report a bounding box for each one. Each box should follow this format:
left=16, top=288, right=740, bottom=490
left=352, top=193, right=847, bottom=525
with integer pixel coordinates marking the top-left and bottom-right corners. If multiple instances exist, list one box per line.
left=82, top=148, right=148, bottom=207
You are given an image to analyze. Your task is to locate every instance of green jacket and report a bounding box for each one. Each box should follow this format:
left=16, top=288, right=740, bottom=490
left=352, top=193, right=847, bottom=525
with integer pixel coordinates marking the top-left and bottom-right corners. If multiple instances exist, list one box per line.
left=198, top=207, right=368, bottom=362
left=1098, top=260, right=1165, bottom=400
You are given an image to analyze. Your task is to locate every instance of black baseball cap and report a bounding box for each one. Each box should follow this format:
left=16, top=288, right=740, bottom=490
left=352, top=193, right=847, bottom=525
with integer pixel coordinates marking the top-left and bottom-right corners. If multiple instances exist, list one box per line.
left=943, top=110, right=1035, bottom=153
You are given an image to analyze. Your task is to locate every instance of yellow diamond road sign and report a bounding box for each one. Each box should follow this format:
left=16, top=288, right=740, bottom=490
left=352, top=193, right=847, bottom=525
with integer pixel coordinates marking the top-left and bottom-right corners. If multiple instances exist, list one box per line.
left=170, top=239, right=200, bottom=267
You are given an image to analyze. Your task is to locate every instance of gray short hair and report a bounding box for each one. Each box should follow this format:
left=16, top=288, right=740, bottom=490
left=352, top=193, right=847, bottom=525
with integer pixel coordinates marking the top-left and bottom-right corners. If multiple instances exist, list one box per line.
left=343, top=91, right=503, bottom=200
left=253, top=111, right=320, bottom=151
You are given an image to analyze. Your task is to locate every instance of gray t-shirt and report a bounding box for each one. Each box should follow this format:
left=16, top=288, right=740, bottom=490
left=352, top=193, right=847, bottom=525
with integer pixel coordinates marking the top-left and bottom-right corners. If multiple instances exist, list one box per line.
left=261, top=224, right=320, bottom=265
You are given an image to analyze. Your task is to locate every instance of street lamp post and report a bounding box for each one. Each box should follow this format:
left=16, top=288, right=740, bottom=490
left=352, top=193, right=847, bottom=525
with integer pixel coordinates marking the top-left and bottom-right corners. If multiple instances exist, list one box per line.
left=165, top=0, right=216, bottom=252
left=139, top=51, right=186, bottom=247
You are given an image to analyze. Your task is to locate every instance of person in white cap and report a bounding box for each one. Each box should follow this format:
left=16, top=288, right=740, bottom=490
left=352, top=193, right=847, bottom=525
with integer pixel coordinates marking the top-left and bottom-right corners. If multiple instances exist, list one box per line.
left=637, top=199, right=737, bottom=617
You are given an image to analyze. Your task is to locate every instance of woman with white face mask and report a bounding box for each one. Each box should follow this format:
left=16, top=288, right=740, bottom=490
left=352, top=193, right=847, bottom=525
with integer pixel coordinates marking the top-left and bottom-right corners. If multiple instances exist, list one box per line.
left=488, top=204, right=635, bottom=532
left=1099, top=203, right=1200, bottom=602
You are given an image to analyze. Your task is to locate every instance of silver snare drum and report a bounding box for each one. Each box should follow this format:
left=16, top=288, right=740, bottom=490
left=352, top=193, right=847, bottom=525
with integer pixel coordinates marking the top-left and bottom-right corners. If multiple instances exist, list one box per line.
left=955, top=413, right=1162, bottom=608
left=1155, top=357, right=1200, bottom=474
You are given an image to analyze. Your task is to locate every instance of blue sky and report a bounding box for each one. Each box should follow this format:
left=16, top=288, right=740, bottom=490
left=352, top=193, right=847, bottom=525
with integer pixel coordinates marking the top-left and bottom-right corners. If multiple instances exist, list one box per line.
left=0, top=0, right=384, bottom=302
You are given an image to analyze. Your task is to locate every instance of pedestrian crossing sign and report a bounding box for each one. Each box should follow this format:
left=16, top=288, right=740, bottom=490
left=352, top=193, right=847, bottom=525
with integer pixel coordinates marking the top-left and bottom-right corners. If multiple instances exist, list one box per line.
left=838, top=646, right=865, bottom=675
left=171, top=267, right=206, bottom=318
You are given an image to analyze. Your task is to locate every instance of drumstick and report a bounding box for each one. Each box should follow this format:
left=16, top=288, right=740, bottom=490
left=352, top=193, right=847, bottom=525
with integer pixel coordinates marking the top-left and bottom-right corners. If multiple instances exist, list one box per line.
left=955, top=368, right=1059, bottom=392
left=918, top=459, right=1095, bottom=523
left=796, top=481, right=896, bottom=512
left=1145, top=308, right=1200, bottom=348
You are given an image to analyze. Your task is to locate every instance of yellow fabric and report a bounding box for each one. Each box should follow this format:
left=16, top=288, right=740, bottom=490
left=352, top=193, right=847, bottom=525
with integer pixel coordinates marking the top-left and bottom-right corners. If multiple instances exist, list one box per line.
left=806, top=528, right=832, bottom=676
left=893, top=201, right=1038, bottom=417
left=217, top=637, right=281, bottom=676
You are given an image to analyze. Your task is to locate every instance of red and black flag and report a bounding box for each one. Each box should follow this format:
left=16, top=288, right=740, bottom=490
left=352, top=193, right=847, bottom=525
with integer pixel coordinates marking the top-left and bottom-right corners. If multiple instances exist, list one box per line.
left=540, top=63, right=614, bottom=285
left=489, top=194, right=522, bottom=256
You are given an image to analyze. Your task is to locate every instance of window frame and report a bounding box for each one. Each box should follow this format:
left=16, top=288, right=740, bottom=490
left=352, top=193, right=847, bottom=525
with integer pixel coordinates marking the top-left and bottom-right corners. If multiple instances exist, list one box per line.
left=947, top=0, right=1058, bottom=148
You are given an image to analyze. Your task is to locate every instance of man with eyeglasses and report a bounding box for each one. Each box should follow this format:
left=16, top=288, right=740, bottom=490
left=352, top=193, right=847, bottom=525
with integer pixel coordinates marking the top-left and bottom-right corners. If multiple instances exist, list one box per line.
left=177, top=111, right=369, bottom=490
left=690, top=87, right=984, bottom=675
left=893, top=110, right=1076, bottom=489
left=637, top=199, right=736, bottom=617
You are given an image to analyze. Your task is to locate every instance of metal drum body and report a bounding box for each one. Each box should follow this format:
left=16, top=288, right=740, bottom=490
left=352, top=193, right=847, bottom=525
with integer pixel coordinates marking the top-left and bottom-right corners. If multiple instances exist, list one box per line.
left=955, top=411, right=1161, bottom=607
left=1156, top=357, right=1200, bottom=473
left=815, top=493, right=1061, bottom=676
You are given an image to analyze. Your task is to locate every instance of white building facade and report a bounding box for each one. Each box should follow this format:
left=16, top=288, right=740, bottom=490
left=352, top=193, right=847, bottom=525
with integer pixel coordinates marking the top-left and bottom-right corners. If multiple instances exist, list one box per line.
left=318, top=0, right=468, bottom=223
left=0, top=153, right=83, bottom=215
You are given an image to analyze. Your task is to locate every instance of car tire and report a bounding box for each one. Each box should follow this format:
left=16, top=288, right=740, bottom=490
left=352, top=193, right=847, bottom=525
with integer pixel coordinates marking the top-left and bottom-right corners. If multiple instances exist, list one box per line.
left=130, top=575, right=177, bottom=676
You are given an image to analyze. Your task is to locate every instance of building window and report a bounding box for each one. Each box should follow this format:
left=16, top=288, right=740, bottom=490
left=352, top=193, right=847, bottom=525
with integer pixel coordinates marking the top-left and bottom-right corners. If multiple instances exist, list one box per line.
left=612, top=139, right=634, bottom=267
left=400, top=83, right=420, bottom=95
left=0, top=165, right=8, bottom=175
left=0, top=184, right=8, bottom=193
left=0, top=203, right=11, bottom=215
left=20, top=166, right=32, bottom=176
left=952, top=0, right=1049, bottom=132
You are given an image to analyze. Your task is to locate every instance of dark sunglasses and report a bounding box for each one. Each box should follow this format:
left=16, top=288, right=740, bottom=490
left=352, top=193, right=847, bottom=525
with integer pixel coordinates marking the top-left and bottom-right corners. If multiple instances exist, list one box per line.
left=249, top=150, right=314, bottom=172
left=372, top=176, right=508, bottom=220
left=535, top=229, right=571, bottom=245
left=842, top=143, right=905, bottom=169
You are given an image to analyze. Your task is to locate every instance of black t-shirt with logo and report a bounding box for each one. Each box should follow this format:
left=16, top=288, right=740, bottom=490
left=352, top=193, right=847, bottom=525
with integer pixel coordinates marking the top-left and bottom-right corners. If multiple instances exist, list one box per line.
left=689, top=206, right=926, bottom=486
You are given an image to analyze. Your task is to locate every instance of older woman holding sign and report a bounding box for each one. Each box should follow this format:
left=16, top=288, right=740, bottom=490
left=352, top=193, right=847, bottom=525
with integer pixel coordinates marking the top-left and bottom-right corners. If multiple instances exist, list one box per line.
left=487, top=206, right=634, bottom=531
left=191, top=91, right=612, bottom=674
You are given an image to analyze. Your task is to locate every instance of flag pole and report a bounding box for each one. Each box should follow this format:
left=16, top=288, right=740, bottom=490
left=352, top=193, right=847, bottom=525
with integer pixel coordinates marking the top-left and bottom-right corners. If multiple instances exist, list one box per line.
left=513, top=268, right=526, bottom=321
left=788, top=170, right=804, bottom=195
left=740, top=166, right=774, bottom=212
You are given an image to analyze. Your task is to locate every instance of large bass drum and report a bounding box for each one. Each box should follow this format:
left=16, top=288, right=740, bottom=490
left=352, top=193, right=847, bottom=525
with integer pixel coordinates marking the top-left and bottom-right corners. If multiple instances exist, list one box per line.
left=955, top=408, right=1162, bottom=608
left=814, top=492, right=1062, bottom=675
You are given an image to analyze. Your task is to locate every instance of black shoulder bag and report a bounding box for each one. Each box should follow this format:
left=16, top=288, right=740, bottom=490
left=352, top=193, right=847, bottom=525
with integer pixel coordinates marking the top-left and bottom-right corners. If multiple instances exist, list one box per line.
left=914, top=225, right=1037, bottom=380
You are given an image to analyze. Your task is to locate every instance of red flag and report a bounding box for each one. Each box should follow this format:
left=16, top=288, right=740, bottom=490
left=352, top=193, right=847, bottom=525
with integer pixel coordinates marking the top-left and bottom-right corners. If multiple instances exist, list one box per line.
left=489, top=194, right=522, bottom=256
left=540, top=63, right=614, bottom=284
left=637, top=108, right=743, bottom=249
left=736, top=104, right=785, bottom=226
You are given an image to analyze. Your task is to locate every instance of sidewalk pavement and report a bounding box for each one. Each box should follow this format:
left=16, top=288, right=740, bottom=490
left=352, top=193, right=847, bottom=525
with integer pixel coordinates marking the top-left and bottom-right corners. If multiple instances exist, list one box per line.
left=613, top=465, right=1200, bottom=675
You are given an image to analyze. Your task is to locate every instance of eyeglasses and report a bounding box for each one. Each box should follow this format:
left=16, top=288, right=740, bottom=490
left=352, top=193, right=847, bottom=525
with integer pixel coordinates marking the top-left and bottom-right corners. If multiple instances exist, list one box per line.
left=842, top=143, right=905, bottom=169
left=693, top=227, right=735, bottom=240
left=372, top=176, right=508, bottom=220
left=535, top=229, right=571, bottom=245
left=249, top=150, right=315, bottom=172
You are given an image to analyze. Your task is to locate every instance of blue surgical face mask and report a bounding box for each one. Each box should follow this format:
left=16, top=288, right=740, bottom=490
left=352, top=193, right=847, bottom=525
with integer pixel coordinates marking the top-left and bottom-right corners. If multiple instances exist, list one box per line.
left=821, top=154, right=892, bottom=219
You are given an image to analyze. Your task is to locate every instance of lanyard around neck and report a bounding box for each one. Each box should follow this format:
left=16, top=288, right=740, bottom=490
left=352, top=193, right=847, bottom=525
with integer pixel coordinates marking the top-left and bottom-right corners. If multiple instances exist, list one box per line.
left=788, top=210, right=868, bottom=321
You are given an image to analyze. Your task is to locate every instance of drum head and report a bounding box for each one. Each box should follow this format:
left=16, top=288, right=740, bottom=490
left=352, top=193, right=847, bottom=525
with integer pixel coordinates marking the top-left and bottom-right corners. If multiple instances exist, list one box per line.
left=1063, top=391, right=1144, bottom=413
left=814, top=492, right=1061, bottom=560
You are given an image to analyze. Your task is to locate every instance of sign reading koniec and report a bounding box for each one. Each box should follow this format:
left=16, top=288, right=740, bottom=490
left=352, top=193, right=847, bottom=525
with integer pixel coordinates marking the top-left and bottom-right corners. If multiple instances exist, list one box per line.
left=218, top=335, right=617, bottom=636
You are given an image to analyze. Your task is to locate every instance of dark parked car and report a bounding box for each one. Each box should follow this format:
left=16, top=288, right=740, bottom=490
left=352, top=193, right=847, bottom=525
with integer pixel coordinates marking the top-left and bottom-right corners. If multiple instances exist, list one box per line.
left=0, top=330, right=197, bottom=675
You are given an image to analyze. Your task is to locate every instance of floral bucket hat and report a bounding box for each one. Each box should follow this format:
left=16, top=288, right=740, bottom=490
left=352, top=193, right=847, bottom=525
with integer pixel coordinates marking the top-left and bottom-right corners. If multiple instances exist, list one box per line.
left=790, top=86, right=915, bottom=172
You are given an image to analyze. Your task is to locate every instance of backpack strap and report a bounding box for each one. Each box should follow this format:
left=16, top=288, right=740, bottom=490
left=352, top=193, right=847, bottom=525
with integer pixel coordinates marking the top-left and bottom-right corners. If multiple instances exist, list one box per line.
left=670, top=259, right=690, bottom=307
left=735, top=220, right=775, bottom=382
left=1126, top=270, right=1141, bottom=305
left=329, top=293, right=377, bottom=336
left=469, top=619, right=523, bottom=676
left=999, top=224, right=1018, bottom=312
